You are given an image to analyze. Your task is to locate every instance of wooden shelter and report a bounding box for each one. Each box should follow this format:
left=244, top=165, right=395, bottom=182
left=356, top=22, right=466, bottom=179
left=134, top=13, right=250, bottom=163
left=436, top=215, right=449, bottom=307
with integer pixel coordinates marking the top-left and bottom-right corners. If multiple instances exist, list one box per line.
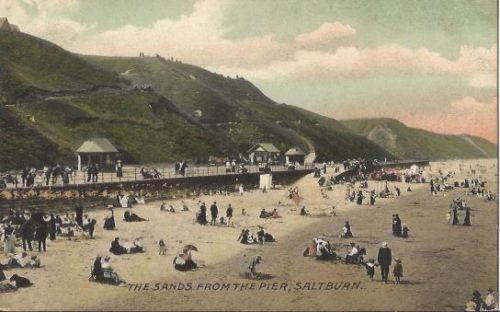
left=247, top=143, right=281, bottom=164
left=285, top=147, right=306, bottom=165
left=76, top=138, right=119, bottom=171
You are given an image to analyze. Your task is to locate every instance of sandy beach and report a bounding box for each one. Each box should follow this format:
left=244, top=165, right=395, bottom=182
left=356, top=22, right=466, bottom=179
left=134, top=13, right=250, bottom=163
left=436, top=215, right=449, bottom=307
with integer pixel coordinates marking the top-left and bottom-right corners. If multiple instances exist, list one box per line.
left=0, top=159, right=497, bottom=311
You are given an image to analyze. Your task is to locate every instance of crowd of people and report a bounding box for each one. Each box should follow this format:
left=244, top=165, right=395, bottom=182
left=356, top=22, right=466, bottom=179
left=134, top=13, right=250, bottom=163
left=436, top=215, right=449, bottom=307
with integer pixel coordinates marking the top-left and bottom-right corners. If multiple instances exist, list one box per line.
left=0, top=158, right=497, bottom=310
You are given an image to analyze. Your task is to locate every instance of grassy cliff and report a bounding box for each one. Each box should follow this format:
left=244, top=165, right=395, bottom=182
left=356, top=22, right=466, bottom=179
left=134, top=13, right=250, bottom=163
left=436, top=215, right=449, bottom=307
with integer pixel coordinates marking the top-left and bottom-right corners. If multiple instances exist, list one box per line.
left=341, top=118, right=497, bottom=160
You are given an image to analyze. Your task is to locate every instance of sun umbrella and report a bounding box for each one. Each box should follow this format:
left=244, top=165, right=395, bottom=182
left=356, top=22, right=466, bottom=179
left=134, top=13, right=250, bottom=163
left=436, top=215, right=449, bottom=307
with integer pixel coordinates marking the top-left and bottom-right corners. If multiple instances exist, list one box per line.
left=184, top=244, right=198, bottom=252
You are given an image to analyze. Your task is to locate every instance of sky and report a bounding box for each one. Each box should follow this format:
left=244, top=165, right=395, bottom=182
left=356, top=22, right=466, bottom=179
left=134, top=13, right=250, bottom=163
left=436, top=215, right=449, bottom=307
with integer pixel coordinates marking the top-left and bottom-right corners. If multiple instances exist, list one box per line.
left=2, top=0, right=498, bottom=143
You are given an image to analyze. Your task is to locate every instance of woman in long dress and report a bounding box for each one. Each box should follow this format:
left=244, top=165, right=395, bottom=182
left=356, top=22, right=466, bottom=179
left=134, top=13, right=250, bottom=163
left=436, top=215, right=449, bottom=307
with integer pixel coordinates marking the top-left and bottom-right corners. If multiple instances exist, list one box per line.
left=3, top=225, right=16, bottom=255
left=452, top=207, right=459, bottom=225
left=463, top=207, right=471, bottom=226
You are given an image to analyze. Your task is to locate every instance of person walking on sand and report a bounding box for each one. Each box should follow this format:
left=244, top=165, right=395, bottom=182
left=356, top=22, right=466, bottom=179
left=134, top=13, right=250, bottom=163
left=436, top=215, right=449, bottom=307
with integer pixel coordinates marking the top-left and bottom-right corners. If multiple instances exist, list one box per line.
left=452, top=207, right=459, bottom=225
left=210, top=202, right=218, bottom=225
left=226, top=204, right=233, bottom=226
left=35, top=220, right=48, bottom=252
left=393, top=258, right=403, bottom=284
left=377, top=242, right=392, bottom=283
left=463, top=207, right=471, bottom=226
left=248, top=255, right=262, bottom=278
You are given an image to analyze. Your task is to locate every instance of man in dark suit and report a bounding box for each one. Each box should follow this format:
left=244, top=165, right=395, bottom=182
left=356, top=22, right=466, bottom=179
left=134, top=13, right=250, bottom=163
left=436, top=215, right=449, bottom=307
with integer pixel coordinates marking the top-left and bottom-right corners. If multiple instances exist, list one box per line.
left=35, top=220, right=48, bottom=252
left=210, top=202, right=218, bottom=225
left=20, top=220, right=34, bottom=251
left=377, top=241, right=392, bottom=283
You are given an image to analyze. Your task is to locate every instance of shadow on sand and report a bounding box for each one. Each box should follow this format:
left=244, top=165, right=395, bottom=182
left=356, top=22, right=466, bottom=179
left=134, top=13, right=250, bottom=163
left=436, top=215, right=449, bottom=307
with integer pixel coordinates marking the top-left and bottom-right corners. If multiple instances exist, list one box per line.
left=240, top=272, right=276, bottom=280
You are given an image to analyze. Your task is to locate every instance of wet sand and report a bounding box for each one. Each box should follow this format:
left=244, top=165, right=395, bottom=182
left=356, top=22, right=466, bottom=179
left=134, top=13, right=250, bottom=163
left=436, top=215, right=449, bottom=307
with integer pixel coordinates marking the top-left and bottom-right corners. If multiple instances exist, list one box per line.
left=0, top=159, right=497, bottom=311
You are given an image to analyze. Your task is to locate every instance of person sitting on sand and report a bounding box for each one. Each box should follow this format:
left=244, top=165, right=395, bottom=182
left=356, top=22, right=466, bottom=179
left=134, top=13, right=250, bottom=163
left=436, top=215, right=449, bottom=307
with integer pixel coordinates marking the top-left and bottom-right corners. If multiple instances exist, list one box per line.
left=257, top=226, right=276, bottom=245
left=103, top=209, right=116, bottom=230
left=101, top=256, right=126, bottom=285
left=121, top=238, right=145, bottom=254
left=467, top=290, right=486, bottom=312
left=9, top=274, right=32, bottom=288
left=300, top=206, right=308, bottom=216
left=270, top=208, right=281, bottom=218
left=160, top=202, right=167, bottom=211
left=303, top=239, right=318, bottom=257
left=340, top=221, right=353, bottom=238
left=181, top=201, right=189, bottom=212
left=123, top=211, right=147, bottom=222
left=173, top=248, right=197, bottom=271
left=238, top=229, right=256, bottom=245
left=484, top=288, right=497, bottom=310
left=315, top=239, right=336, bottom=261
left=248, top=255, right=262, bottom=278
left=109, top=238, right=128, bottom=255
left=345, top=242, right=359, bottom=264
left=259, top=208, right=270, bottom=218
left=11, top=252, right=30, bottom=268
left=91, top=256, right=104, bottom=282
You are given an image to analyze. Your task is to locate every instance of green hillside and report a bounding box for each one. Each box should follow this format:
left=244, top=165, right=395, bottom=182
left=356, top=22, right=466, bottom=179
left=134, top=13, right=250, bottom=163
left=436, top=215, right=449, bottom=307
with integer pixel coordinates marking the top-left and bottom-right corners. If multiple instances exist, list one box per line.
left=0, top=31, right=228, bottom=170
left=83, top=55, right=392, bottom=161
left=5, top=30, right=491, bottom=169
left=341, top=118, right=497, bottom=160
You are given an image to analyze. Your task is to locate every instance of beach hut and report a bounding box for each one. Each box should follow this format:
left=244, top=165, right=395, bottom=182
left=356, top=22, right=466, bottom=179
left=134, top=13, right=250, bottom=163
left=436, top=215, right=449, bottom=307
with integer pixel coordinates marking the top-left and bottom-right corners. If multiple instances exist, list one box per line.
left=76, top=138, right=119, bottom=171
left=247, top=143, right=281, bottom=164
left=285, top=147, right=306, bottom=165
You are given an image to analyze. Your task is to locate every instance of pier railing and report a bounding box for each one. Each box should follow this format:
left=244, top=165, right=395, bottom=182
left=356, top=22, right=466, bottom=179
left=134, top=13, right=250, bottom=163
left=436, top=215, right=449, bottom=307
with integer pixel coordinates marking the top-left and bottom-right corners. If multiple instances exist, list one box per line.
left=2, top=163, right=316, bottom=190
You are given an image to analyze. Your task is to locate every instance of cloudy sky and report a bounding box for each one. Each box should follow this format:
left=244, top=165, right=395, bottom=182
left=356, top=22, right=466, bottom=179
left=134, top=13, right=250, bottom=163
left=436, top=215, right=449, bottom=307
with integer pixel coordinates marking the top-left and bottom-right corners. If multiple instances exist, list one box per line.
left=2, top=0, right=497, bottom=142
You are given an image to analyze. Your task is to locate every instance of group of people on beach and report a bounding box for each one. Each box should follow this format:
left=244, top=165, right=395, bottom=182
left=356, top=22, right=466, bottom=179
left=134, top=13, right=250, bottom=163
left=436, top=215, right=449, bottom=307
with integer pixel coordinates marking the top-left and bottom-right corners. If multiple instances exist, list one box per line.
left=0, top=205, right=100, bottom=291
left=195, top=201, right=235, bottom=226
left=1, top=158, right=497, bottom=310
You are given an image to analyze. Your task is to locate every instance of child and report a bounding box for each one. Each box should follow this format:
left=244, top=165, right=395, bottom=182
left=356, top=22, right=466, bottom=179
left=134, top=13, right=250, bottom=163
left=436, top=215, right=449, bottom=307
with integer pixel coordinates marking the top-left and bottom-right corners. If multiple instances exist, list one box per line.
left=365, top=259, right=376, bottom=280
left=158, top=239, right=167, bottom=255
left=402, top=224, right=409, bottom=238
left=393, top=258, right=403, bottom=284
